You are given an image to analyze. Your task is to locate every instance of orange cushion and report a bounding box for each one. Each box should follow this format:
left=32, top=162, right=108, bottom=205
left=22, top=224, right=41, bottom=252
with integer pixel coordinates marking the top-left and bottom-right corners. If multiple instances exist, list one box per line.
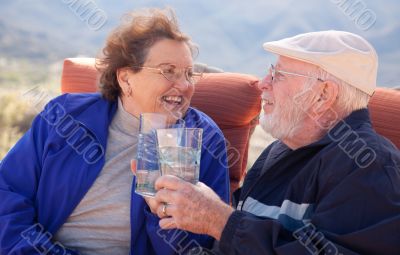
left=369, top=88, right=400, bottom=149
left=191, top=73, right=261, bottom=191
left=61, top=58, right=262, bottom=193
left=61, top=58, right=98, bottom=93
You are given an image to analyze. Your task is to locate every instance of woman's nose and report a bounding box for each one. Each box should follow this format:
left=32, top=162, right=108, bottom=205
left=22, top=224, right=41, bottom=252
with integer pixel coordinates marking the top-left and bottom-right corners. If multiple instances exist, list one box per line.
left=172, top=79, right=189, bottom=90
left=172, top=73, right=190, bottom=89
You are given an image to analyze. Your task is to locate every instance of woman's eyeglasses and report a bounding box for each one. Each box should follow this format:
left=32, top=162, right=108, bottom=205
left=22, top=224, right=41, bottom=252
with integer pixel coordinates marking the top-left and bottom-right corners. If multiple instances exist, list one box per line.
left=133, top=66, right=203, bottom=85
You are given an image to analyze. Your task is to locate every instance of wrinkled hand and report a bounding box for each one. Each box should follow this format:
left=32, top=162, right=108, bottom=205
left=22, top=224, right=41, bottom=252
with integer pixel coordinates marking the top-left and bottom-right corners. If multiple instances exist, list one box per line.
left=130, top=160, right=159, bottom=214
left=154, top=175, right=234, bottom=240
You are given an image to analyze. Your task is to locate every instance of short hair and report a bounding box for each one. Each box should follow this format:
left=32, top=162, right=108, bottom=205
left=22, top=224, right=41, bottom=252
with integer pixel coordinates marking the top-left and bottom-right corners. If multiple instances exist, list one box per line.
left=317, top=68, right=371, bottom=117
left=96, top=8, right=197, bottom=101
left=298, top=67, right=370, bottom=124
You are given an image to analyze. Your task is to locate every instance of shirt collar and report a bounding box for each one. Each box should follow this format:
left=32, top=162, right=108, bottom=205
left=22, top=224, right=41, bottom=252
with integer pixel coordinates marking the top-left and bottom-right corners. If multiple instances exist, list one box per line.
left=110, top=97, right=140, bottom=136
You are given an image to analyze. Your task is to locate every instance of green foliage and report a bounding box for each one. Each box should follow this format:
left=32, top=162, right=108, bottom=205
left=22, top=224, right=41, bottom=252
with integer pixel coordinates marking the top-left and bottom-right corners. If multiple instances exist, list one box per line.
left=0, top=91, right=37, bottom=159
left=0, top=58, right=51, bottom=88
left=0, top=57, right=60, bottom=159
left=0, top=127, right=24, bottom=159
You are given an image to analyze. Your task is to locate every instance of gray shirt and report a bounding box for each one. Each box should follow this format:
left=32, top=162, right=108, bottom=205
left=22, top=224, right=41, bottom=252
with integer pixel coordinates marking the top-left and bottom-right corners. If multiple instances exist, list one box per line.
left=54, top=98, right=139, bottom=255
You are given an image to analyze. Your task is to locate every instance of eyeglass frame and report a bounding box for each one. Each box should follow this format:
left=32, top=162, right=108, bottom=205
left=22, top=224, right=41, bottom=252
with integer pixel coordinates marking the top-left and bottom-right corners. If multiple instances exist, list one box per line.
left=269, top=64, right=325, bottom=84
left=132, top=66, right=203, bottom=85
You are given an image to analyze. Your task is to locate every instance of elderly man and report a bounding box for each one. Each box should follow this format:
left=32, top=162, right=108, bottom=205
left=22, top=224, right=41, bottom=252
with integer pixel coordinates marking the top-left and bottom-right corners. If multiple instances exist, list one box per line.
left=152, top=31, right=400, bottom=254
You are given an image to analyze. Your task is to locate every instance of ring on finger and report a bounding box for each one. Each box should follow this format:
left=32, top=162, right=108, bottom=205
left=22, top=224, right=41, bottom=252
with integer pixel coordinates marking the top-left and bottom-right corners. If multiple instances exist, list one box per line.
left=162, top=203, right=168, bottom=217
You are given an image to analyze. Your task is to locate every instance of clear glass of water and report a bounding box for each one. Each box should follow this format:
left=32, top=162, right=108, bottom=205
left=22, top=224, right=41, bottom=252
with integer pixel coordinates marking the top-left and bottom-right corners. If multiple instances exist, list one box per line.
left=156, top=128, right=203, bottom=184
left=135, top=113, right=169, bottom=197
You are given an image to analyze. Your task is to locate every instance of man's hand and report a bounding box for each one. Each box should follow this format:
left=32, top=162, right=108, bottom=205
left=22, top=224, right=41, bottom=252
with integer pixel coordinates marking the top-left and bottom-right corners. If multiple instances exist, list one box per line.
left=130, top=160, right=159, bottom=214
left=154, top=175, right=234, bottom=240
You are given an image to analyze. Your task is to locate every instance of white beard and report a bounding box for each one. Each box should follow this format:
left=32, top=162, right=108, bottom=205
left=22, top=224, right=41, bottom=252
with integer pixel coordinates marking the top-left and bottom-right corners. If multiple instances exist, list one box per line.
left=260, top=98, right=307, bottom=141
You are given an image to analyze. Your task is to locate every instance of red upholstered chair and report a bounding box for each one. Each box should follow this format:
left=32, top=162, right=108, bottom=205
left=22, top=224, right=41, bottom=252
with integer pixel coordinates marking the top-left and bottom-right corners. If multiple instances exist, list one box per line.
left=368, top=88, right=400, bottom=149
left=61, top=58, right=400, bottom=195
left=61, top=58, right=262, bottom=194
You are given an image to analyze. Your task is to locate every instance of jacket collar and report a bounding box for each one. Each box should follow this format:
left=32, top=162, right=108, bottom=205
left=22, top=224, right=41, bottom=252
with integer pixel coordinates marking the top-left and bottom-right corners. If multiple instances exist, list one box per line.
left=72, top=94, right=117, bottom=148
left=301, top=108, right=372, bottom=149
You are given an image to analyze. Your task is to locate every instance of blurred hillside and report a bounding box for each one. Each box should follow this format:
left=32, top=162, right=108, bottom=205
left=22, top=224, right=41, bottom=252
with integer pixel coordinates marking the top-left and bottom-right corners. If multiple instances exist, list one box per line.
left=0, top=0, right=399, bottom=86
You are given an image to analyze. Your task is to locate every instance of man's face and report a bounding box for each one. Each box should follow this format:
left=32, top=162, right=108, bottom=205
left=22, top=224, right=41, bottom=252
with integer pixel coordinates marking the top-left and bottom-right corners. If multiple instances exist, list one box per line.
left=258, top=56, right=316, bottom=140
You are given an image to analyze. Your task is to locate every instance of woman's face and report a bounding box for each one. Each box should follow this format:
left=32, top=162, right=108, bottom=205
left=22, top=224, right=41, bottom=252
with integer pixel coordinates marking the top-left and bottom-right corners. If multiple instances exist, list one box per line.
left=119, top=39, right=195, bottom=123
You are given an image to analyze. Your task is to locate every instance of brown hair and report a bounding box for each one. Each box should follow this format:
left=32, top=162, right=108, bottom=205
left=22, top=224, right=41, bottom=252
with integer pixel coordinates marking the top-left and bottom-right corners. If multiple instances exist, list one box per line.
left=96, top=8, right=196, bottom=101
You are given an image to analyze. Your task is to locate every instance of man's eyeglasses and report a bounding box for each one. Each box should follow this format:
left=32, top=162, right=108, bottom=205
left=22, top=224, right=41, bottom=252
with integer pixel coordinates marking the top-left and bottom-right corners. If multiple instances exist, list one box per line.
left=268, top=64, right=324, bottom=84
left=133, top=66, right=203, bottom=85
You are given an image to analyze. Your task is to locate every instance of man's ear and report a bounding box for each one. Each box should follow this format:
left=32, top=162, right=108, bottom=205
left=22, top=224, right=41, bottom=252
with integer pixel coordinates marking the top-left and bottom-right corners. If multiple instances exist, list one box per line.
left=313, top=80, right=338, bottom=114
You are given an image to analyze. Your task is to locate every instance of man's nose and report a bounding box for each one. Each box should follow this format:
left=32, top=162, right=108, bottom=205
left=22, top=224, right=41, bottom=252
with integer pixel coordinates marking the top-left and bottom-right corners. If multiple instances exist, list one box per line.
left=258, top=75, right=272, bottom=91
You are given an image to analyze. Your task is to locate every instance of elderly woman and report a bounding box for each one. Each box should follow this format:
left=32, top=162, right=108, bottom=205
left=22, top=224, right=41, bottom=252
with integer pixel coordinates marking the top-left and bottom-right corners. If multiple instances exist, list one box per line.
left=0, top=8, right=229, bottom=255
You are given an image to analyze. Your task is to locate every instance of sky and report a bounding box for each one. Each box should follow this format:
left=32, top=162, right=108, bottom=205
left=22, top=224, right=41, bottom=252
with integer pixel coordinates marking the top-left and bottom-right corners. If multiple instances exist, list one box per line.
left=0, top=0, right=399, bottom=87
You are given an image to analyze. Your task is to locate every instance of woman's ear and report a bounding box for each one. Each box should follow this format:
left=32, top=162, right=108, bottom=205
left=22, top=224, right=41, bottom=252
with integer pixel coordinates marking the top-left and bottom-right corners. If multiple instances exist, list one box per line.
left=116, top=67, right=131, bottom=87
left=116, top=67, right=133, bottom=96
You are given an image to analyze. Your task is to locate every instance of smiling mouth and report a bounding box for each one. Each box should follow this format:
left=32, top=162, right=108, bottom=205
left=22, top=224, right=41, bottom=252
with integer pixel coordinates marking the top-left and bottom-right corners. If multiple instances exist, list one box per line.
left=262, top=98, right=274, bottom=106
left=162, top=95, right=183, bottom=105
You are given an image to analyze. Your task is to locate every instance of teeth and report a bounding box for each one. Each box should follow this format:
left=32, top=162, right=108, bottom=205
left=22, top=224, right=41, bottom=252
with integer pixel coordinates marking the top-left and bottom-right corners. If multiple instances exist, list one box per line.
left=262, top=98, right=273, bottom=105
left=163, top=96, right=182, bottom=103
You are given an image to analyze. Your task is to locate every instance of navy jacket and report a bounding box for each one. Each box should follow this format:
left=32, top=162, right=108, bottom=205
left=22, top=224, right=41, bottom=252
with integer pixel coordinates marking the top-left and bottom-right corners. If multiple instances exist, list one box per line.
left=219, top=109, right=400, bottom=255
left=0, top=93, right=230, bottom=255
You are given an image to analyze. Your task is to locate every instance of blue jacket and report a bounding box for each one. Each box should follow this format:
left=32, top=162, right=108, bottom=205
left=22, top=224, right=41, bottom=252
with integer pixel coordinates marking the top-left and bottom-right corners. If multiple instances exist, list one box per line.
left=218, top=109, right=400, bottom=255
left=0, top=93, right=230, bottom=255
